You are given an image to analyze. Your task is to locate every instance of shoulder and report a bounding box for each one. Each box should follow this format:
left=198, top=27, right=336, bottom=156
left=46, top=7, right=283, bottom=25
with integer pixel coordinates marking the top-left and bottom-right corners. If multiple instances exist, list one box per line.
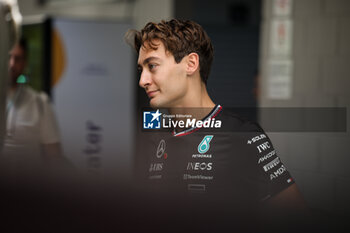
left=217, top=108, right=264, bottom=134
left=214, top=108, right=271, bottom=157
left=20, top=86, right=52, bottom=115
left=24, top=86, right=50, bottom=103
left=22, top=86, right=37, bottom=96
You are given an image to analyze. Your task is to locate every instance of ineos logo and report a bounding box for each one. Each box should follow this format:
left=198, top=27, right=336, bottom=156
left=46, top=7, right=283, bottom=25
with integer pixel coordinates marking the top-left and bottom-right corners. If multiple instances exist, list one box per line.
left=156, top=139, right=166, bottom=158
left=187, top=162, right=213, bottom=171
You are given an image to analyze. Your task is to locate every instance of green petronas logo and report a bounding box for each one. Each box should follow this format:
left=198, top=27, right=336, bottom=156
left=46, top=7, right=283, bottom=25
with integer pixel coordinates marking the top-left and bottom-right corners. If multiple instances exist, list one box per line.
left=198, top=135, right=213, bottom=154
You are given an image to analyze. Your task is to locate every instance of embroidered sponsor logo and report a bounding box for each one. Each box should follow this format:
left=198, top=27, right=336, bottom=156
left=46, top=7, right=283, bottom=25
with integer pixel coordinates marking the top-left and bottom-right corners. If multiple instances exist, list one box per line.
left=258, top=150, right=276, bottom=164
left=270, top=164, right=286, bottom=180
left=263, top=157, right=280, bottom=172
left=149, top=163, right=163, bottom=172
left=183, top=174, right=213, bottom=180
left=187, top=162, right=213, bottom=171
left=192, top=154, right=212, bottom=159
left=247, top=134, right=267, bottom=144
left=257, top=141, right=271, bottom=153
left=156, top=139, right=166, bottom=159
left=149, top=139, right=167, bottom=173
left=198, top=135, right=213, bottom=154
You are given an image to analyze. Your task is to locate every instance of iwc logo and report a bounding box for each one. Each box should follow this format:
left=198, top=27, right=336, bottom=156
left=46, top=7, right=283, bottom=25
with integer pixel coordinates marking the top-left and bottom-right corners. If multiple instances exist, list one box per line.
left=198, top=135, right=213, bottom=154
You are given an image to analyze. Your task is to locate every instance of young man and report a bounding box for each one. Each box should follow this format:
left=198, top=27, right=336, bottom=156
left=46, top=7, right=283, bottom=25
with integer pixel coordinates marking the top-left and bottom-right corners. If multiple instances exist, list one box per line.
left=131, top=19, right=306, bottom=212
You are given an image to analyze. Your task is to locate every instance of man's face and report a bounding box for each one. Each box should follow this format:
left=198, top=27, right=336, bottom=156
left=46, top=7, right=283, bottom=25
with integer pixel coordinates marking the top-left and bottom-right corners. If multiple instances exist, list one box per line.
left=8, top=44, right=26, bottom=86
left=138, top=40, right=188, bottom=109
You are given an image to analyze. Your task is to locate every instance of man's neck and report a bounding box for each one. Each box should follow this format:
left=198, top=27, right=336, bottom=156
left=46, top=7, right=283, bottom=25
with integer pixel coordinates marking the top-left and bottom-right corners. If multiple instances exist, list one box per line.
left=169, top=82, right=215, bottom=123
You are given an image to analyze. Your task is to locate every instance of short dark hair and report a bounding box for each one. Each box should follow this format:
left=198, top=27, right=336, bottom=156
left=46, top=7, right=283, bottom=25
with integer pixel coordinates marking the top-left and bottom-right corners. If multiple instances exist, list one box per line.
left=133, top=19, right=214, bottom=84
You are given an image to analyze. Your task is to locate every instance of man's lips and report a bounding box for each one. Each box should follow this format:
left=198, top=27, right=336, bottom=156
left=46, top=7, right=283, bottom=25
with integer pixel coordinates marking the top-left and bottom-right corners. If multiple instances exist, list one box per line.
left=146, top=90, right=159, bottom=98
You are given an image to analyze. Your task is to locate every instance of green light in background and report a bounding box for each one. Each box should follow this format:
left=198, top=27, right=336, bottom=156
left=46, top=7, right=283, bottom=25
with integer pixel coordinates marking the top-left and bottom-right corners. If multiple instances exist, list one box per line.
left=17, top=75, right=27, bottom=84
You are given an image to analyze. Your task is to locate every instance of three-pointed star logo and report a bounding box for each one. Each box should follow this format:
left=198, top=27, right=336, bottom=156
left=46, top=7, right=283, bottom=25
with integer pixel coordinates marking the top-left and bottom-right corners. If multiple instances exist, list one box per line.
left=151, top=109, right=162, bottom=122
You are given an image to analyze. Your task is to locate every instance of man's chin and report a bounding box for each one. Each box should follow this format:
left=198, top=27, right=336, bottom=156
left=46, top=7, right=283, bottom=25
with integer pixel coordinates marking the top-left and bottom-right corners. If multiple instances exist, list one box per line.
left=149, top=99, right=164, bottom=109
left=149, top=101, right=159, bottom=109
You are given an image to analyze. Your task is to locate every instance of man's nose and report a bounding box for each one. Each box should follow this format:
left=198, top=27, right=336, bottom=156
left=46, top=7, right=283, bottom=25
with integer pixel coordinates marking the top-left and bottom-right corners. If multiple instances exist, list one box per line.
left=139, top=70, right=152, bottom=88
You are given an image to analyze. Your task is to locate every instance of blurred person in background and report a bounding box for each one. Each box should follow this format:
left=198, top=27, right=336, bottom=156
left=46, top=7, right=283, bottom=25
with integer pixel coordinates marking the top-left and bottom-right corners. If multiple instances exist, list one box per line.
left=0, top=0, right=20, bottom=155
left=1, top=37, right=67, bottom=177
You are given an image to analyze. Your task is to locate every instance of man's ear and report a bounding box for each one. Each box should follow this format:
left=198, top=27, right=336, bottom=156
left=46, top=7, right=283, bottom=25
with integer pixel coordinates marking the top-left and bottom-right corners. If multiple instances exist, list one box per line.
left=186, top=52, right=199, bottom=76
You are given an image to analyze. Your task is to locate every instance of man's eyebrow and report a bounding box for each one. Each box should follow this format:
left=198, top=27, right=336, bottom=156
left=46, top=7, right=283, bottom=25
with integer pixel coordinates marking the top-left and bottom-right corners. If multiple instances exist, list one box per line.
left=138, top=56, right=160, bottom=66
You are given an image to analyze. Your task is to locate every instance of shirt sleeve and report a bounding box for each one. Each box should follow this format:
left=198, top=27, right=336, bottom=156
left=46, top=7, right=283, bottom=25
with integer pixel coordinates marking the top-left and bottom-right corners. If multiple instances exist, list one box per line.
left=37, top=92, right=61, bottom=144
left=240, top=122, right=295, bottom=201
